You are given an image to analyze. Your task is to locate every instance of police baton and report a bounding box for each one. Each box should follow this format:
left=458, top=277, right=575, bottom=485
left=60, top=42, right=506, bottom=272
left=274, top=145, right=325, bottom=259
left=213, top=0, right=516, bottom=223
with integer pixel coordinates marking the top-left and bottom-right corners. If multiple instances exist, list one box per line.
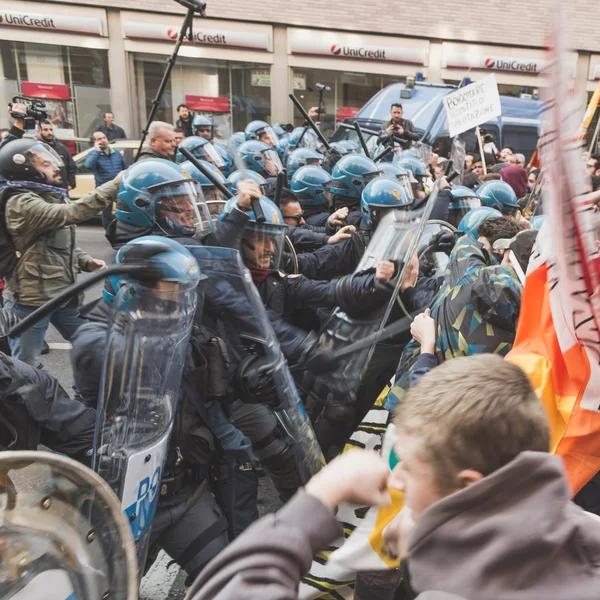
left=229, top=142, right=266, bottom=222
left=178, top=147, right=234, bottom=200
left=373, top=145, right=394, bottom=163
left=289, top=93, right=331, bottom=151
left=353, top=121, right=371, bottom=158
left=6, top=264, right=155, bottom=339
left=273, top=169, right=286, bottom=207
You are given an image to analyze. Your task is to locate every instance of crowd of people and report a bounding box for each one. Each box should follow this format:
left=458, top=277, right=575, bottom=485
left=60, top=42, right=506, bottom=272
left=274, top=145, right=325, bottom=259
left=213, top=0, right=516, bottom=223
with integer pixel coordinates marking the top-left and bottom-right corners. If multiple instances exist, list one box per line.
left=1, top=95, right=599, bottom=600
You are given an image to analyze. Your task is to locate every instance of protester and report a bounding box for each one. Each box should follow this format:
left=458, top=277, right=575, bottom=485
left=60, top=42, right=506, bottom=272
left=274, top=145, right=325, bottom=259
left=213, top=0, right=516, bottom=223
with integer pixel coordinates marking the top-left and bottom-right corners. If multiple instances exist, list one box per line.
left=586, top=154, right=600, bottom=177
left=175, top=103, right=194, bottom=138
left=37, top=120, right=77, bottom=190
left=90, top=111, right=127, bottom=144
left=174, top=127, right=185, bottom=147
left=500, top=159, right=528, bottom=198
left=137, top=121, right=177, bottom=161
left=0, top=129, right=120, bottom=366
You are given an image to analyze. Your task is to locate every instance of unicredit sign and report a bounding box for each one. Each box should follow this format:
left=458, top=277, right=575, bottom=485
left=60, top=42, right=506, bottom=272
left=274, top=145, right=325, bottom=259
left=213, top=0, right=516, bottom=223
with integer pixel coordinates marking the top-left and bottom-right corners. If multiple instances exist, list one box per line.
left=0, top=10, right=104, bottom=36
left=444, top=49, right=546, bottom=75
left=123, top=21, right=271, bottom=51
left=290, top=30, right=427, bottom=65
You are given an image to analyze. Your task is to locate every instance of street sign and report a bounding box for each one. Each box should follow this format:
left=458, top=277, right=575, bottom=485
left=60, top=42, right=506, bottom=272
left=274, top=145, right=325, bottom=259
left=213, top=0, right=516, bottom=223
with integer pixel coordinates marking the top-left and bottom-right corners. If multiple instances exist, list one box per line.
left=443, top=74, right=502, bottom=138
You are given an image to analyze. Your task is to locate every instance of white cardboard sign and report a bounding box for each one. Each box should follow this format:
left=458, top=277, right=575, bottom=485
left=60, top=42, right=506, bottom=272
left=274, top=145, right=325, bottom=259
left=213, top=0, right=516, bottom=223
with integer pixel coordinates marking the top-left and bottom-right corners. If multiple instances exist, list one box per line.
left=443, top=74, right=502, bottom=137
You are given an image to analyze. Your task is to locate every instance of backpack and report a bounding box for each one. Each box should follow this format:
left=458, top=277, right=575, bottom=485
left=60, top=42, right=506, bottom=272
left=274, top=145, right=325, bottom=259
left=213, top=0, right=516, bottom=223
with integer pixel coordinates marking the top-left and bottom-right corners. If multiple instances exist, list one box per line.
left=0, top=186, right=42, bottom=280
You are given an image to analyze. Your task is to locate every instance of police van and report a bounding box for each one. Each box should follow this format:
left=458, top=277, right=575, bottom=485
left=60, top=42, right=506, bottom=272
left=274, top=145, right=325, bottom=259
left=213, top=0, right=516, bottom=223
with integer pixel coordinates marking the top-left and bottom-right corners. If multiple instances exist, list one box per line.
left=330, top=81, right=543, bottom=162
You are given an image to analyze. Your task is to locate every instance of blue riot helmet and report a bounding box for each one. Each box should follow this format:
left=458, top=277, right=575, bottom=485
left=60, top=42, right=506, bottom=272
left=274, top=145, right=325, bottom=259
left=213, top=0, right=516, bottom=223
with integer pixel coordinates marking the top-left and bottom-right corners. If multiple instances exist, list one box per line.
left=116, top=159, right=213, bottom=238
left=394, top=156, right=427, bottom=179
left=457, top=207, right=502, bottom=238
left=226, top=169, right=267, bottom=195
left=328, top=141, right=350, bottom=157
left=477, top=180, right=520, bottom=215
left=287, top=126, right=319, bottom=152
left=448, top=186, right=482, bottom=228
left=244, top=120, right=281, bottom=149
left=402, top=149, right=420, bottom=160
left=286, top=148, right=323, bottom=178
left=340, top=140, right=360, bottom=154
left=103, top=235, right=201, bottom=306
left=529, top=215, right=546, bottom=229
left=220, top=195, right=287, bottom=272
left=238, top=140, right=283, bottom=178
left=273, top=124, right=287, bottom=138
left=176, top=136, right=225, bottom=168
left=180, top=159, right=228, bottom=221
left=378, top=163, right=415, bottom=200
left=330, top=154, right=382, bottom=200
left=213, top=141, right=233, bottom=177
left=290, top=165, right=332, bottom=209
left=192, top=114, right=214, bottom=140
left=361, top=177, right=412, bottom=226
left=228, top=132, right=245, bottom=155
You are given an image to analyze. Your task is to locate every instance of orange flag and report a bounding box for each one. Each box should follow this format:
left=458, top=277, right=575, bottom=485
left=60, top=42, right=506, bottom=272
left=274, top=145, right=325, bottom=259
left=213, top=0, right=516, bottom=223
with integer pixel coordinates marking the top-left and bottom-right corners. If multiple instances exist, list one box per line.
left=507, top=11, right=600, bottom=495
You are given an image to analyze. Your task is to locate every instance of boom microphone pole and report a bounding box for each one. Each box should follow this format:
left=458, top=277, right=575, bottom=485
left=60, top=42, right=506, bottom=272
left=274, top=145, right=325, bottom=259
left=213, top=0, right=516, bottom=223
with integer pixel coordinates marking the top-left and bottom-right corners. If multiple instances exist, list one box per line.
left=135, top=0, right=207, bottom=161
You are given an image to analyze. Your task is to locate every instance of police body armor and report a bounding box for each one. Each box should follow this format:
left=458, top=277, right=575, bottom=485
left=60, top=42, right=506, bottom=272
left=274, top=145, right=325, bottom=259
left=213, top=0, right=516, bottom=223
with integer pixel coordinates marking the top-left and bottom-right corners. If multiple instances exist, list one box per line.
left=0, top=450, right=137, bottom=600
left=92, top=265, right=199, bottom=574
left=184, top=246, right=323, bottom=490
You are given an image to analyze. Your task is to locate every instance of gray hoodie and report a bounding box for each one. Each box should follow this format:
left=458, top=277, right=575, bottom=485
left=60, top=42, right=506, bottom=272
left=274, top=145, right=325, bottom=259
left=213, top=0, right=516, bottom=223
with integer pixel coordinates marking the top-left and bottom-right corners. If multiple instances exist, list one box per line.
left=406, top=451, right=600, bottom=600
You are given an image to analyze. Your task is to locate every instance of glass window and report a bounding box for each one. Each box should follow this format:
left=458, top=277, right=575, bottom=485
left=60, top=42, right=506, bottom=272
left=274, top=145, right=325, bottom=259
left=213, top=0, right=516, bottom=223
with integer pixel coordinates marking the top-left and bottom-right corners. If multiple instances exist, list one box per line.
left=133, top=53, right=272, bottom=138
left=67, top=48, right=110, bottom=88
left=501, top=125, right=538, bottom=162
left=291, top=67, right=405, bottom=138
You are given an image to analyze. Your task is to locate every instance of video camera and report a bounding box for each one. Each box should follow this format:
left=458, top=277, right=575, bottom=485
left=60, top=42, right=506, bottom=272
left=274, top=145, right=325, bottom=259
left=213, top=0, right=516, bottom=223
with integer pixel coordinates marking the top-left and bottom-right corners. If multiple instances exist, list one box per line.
left=9, top=96, right=49, bottom=129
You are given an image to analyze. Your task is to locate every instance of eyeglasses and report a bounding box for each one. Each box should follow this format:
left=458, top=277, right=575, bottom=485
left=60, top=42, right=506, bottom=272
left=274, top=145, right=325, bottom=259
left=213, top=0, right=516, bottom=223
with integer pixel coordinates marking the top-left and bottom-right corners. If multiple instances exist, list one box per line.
left=284, top=213, right=304, bottom=225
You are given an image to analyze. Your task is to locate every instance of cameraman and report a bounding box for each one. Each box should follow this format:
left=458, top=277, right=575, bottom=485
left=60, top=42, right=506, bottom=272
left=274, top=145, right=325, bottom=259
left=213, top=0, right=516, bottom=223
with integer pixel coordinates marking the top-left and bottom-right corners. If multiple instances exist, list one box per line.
left=382, top=103, right=419, bottom=144
left=0, top=106, right=122, bottom=367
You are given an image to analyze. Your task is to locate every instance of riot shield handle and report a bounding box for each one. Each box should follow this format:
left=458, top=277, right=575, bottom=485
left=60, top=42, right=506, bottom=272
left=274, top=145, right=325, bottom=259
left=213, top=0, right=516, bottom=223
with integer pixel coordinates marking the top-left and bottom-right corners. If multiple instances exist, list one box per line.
left=6, top=264, right=152, bottom=338
left=251, top=198, right=266, bottom=223
left=354, top=121, right=371, bottom=158
left=289, top=93, right=331, bottom=151
left=178, top=146, right=234, bottom=199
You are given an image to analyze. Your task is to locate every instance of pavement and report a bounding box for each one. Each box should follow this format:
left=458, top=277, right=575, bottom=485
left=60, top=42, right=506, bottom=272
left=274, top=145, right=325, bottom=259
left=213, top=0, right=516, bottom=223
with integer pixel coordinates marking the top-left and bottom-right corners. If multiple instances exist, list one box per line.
left=42, top=224, right=281, bottom=599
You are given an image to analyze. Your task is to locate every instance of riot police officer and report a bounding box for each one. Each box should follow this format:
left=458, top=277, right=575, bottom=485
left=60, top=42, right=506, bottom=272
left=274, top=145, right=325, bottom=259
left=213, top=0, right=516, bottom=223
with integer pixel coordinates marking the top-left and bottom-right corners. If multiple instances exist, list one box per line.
left=477, top=179, right=521, bottom=216
left=192, top=114, right=215, bottom=140
left=286, top=148, right=323, bottom=179
left=180, top=159, right=229, bottom=223
left=176, top=135, right=225, bottom=168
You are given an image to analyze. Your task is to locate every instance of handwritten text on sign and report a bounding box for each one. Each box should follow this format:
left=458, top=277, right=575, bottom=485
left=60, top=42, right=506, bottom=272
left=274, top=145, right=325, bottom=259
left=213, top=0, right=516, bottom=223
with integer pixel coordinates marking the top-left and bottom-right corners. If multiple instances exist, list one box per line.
left=443, top=74, right=501, bottom=137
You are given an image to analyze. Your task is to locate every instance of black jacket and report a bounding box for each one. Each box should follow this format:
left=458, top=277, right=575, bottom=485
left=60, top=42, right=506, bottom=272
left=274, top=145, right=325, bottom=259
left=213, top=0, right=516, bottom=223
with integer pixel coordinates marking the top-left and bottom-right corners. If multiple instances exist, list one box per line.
left=381, top=118, right=420, bottom=142
left=90, top=122, right=127, bottom=144
left=136, top=147, right=175, bottom=162
left=176, top=116, right=194, bottom=138
left=0, top=352, right=95, bottom=464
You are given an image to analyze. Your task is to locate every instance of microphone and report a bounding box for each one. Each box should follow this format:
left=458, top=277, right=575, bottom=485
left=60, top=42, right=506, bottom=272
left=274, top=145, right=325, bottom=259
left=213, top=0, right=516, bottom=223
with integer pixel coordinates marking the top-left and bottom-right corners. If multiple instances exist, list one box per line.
left=315, top=83, right=332, bottom=92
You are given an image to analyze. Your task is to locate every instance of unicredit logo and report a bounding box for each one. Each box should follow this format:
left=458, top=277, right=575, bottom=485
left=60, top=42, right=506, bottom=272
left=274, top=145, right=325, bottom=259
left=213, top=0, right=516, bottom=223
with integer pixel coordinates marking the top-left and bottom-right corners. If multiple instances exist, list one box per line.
left=167, top=28, right=178, bottom=40
left=1, top=12, right=56, bottom=29
left=485, top=57, right=539, bottom=73
left=330, top=44, right=386, bottom=60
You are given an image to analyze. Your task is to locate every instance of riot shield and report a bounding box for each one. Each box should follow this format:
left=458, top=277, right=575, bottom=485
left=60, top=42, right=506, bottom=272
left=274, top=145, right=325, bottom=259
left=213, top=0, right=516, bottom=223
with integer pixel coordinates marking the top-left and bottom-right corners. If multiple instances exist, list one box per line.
left=184, top=245, right=323, bottom=484
left=92, top=276, right=198, bottom=574
left=411, top=141, right=433, bottom=168
left=450, top=137, right=467, bottom=185
left=0, top=450, right=137, bottom=600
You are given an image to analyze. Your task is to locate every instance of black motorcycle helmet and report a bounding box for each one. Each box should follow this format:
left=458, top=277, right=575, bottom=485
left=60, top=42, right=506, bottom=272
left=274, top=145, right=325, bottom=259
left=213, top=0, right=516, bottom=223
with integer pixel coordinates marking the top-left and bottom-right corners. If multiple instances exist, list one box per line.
left=0, top=138, right=66, bottom=184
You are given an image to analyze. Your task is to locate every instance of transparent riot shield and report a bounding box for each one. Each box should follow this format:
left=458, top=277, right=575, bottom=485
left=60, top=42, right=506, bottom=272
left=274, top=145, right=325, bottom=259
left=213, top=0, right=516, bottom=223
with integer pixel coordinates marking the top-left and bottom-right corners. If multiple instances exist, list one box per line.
left=309, top=185, right=440, bottom=408
left=0, top=450, right=137, bottom=600
left=417, top=220, right=457, bottom=280
left=184, top=245, right=323, bottom=484
left=450, top=137, right=467, bottom=185
left=92, top=277, right=198, bottom=575
left=411, top=141, right=433, bottom=168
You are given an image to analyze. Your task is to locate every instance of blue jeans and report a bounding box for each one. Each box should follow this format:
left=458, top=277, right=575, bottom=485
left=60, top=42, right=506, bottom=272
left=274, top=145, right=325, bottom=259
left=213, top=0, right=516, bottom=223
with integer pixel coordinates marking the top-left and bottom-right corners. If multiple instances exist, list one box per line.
left=6, top=301, right=87, bottom=367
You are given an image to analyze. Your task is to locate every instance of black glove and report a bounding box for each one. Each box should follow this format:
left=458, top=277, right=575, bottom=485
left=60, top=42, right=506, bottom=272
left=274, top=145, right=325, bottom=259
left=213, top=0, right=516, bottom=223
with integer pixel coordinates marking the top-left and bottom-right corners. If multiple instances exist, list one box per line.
left=235, top=355, right=279, bottom=408
left=0, top=307, right=21, bottom=338
left=429, top=230, right=456, bottom=255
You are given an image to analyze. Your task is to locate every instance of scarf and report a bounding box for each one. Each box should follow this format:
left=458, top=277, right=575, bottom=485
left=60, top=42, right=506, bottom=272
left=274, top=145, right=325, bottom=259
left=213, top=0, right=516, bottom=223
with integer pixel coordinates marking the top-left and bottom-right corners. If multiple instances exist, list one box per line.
left=247, top=264, right=270, bottom=283
left=7, top=180, right=68, bottom=198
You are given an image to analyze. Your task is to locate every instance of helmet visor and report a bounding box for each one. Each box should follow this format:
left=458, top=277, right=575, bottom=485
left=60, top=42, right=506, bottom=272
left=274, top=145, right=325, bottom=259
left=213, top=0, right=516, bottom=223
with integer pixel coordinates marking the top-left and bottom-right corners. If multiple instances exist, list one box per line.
left=194, top=124, right=214, bottom=139
left=257, top=126, right=281, bottom=149
left=151, top=180, right=212, bottom=237
left=26, top=142, right=65, bottom=183
left=242, top=225, right=286, bottom=271
left=197, top=142, right=225, bottom=169
left=263, top=149, right=284, bottom=176
left=448, top=198, right=482, bottom=228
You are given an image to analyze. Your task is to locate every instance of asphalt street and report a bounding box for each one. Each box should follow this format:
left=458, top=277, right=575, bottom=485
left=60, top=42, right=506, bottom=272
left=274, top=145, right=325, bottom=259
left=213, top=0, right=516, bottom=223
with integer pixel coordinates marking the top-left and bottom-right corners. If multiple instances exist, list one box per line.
left=42, top=224, right=281, bottom=599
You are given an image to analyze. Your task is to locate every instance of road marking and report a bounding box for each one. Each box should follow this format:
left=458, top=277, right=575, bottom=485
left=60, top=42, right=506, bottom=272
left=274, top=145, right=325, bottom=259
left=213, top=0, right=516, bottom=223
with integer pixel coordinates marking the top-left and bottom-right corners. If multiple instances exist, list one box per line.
left=139, top=551, right=183, bottom=600
left=48, top=342, right=72, bottom=350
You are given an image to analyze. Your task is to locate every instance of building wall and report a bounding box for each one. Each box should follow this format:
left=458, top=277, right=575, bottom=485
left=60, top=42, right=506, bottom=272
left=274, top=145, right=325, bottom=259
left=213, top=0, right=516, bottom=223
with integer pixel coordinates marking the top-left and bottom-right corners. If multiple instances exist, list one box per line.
left=42, top=0, right=600, bottom=52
